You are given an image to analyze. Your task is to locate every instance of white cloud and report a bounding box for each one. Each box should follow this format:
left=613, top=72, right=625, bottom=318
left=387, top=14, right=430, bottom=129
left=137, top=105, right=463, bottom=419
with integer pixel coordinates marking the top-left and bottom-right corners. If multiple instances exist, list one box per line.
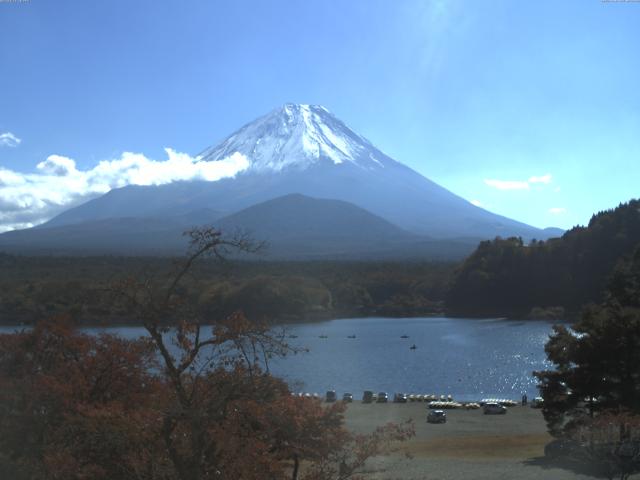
left=528, top=174, right=552, bottom=184
left=484, top=173, right=554, bottom=191
left=0, top=132, right=21, bottom=148
left=37, top=155, right=78, bottom=176
left=0, top=148, right=250, bottom=232
left=470, top=199, right=483, bottom=207
left=549, top=207, right=566, bottom=215
left=484, top=179, right=530, bottom=190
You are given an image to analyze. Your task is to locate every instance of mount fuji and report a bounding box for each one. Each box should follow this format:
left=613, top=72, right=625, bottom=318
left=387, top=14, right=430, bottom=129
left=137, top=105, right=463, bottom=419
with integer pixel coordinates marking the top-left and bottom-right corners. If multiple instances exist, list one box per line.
left=0, top=104, right=559, bottom=258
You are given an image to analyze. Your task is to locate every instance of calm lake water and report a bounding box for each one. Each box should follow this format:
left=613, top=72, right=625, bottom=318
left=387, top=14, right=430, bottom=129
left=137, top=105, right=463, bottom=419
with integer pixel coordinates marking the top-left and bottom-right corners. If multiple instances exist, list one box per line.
left=0, top=317, right=558, bottom=401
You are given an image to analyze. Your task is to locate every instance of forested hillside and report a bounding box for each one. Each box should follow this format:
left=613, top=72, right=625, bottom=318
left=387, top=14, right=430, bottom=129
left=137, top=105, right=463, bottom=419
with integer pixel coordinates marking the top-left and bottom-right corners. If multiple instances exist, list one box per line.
left=3, top=200, right=639, bottom=325
left=446, top=199, right=640, bottom=317
left=0, top=256, right=454, bottom=325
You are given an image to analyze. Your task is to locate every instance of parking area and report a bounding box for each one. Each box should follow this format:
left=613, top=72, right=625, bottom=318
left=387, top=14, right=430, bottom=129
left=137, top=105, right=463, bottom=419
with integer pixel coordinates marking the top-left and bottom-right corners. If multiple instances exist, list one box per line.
left=342, top=402, right=600, bottom=480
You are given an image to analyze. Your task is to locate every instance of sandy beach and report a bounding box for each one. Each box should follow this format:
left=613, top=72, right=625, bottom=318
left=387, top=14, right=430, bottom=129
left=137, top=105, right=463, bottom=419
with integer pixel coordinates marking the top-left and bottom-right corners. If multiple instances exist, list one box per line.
left=343, top=402, right=601, bottom=480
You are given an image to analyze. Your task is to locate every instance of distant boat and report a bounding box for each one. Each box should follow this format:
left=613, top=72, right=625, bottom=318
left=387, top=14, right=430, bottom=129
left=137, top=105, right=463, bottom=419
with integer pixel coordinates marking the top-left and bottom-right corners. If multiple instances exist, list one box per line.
left=288, top=334, right=298, bottom=339
left=319, top=335, right=328, bottom=339
left=410, top=344, right=417, bottom=350
left=347, top=335, right=356, bottom=339
left=400, top=335, right=409, bottom=339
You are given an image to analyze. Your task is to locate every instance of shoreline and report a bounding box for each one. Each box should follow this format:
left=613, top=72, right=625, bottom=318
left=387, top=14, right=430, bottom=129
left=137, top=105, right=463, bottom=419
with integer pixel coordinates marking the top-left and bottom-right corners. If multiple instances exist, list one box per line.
left=0, top=311, right=573, bottom=329
left=0, top=314, right=575, bottom=328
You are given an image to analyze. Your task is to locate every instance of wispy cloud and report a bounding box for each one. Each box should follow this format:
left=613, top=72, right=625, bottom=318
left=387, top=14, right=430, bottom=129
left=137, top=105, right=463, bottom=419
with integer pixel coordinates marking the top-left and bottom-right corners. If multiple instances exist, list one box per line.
left=0, top=132, right=21, bottom=148
left=0, top=148, right=249, bottom=232
left=484, top=173, right=553, bottom=191
left=484, top=179, right=530, bottom=190
left=549, top=207, right=566, bottom=215
left=528, top=174, right=552, bottom=184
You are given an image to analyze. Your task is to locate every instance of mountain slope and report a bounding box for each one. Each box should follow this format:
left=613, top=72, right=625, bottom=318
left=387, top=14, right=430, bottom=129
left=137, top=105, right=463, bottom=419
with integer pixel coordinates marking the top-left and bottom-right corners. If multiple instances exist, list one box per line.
left=213, top=193, right=479, bottom=259
left=41, top=104, right=552, bottom=241
left=0, top=217, right=187, bottom=255
left=0, top=194, right=477, bottom=259
left=214, top=193, right=419, bottom=258
left=216, top=193, right=415, bottom=243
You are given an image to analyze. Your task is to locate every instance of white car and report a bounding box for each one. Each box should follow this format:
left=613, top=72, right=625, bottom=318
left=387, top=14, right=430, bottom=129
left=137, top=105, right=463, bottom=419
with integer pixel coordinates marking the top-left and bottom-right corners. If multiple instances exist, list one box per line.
left=483, top=402, right=507, bottom=414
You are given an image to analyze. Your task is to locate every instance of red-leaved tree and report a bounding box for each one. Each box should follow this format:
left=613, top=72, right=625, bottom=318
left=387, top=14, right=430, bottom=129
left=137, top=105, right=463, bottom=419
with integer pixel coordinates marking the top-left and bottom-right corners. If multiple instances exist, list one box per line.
left=0, top=228, right=414, bottom=480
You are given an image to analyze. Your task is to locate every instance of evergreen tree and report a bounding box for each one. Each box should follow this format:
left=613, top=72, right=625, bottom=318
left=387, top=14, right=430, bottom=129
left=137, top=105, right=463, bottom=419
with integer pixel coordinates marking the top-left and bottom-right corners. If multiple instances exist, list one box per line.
left=535, top=245, right=640, bottom=478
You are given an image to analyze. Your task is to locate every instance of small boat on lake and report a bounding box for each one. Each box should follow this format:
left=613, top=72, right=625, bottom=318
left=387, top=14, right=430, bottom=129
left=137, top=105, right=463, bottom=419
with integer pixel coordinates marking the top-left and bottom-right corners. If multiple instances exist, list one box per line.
left=319, top=335, right=328, bottom=339
left=347, top=335, right=356, bottom=339
left=400, top=335, right=410, bottom=339
left=410, top=344, right=417, bottom=350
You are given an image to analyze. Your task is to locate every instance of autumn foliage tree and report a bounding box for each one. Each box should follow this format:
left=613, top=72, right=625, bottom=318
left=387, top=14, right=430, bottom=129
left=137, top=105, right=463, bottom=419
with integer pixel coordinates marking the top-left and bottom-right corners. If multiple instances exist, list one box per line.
left=0, top=227, right=413, bottom=480
left=0, top=317, right=164, bottom=479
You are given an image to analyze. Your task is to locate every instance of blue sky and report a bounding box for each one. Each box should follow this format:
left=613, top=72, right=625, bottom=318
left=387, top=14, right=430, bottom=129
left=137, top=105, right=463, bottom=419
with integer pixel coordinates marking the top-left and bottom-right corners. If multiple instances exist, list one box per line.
left=1, top=0, right=639, bottom=231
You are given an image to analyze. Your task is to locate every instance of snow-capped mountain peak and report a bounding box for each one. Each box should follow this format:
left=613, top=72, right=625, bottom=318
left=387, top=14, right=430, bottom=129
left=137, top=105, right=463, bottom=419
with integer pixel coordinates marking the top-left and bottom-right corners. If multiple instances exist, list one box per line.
left=199, top=104, right=387, bottom=172
left=33, top=103, right=553, bottom=244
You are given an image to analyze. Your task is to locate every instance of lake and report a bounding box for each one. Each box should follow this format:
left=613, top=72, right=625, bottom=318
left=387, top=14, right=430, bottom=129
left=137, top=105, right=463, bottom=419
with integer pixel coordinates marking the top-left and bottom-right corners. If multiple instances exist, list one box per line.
left=0, top=317, right=558, bottom=401
left=268, top=317, right=556, bottom=401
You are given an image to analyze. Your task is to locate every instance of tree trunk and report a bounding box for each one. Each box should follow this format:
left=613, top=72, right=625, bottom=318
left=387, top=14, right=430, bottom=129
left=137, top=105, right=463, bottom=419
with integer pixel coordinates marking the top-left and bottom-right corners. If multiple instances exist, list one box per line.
left=292, top=454, right=299, bottom=480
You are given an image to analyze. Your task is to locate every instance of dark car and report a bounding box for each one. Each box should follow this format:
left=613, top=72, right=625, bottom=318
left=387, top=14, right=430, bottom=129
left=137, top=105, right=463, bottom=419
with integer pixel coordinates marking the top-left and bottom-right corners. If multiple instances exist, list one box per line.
left=393, top=393, right=408, bottom=403
left=427, top=410, right=447, bottom=423
left=483, top=402, right=507, bottom=414
left=377, top=392, right=388, bottom=403
left=530, top=396, right=544, bottom=408
left=342, top=392, right=353, bottom=403
left=362, top=390, right=374, bottom=403
left=325, top=390, right=337, bottom=402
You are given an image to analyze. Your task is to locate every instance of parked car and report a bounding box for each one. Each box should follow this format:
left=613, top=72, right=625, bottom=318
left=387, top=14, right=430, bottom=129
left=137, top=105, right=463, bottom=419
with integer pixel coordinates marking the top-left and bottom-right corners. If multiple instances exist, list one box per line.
left=377, top=392, right=388, bottom=403
left=325, top=390, right=337, bottom=402
left=342, top=392, right=353, bottom=403
left=531, top=396, right=544, bottom=408
left=427, top=410, right=447, bottom=423
left=393, top=393, right=408, bottom=403
left=483, top=402, right=507, bottom=414
left=362, top=391, right=374, bottom=403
